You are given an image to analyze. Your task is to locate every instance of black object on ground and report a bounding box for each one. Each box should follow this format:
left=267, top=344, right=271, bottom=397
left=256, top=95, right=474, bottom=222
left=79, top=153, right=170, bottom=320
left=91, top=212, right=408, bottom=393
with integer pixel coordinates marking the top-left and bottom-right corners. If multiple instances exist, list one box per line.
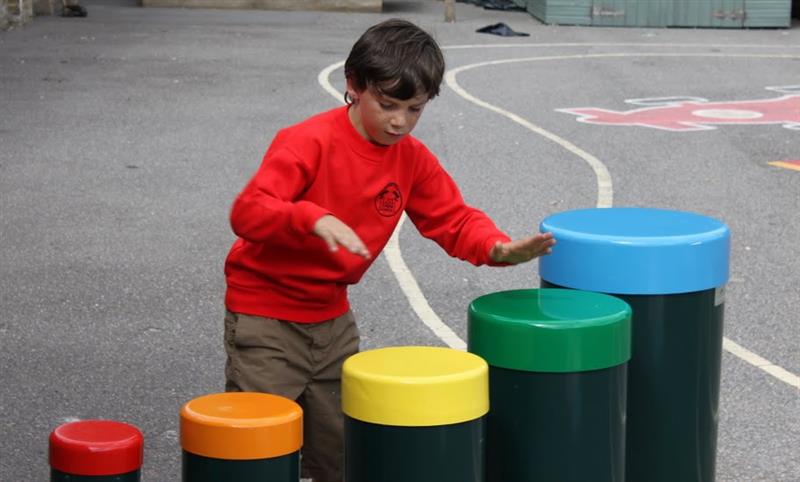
left=482, top=0, right=525, bottom=11
left=62, top=4, right=88, bottom=17
left=476, top=22, right=530, bottom=37
left=458, top=0, right=525, bottom=11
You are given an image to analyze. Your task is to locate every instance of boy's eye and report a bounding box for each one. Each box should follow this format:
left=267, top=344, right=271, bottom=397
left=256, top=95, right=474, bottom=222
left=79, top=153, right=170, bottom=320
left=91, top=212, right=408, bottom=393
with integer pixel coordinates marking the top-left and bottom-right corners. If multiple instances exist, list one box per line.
left=379, top=102, right=394, bottom=109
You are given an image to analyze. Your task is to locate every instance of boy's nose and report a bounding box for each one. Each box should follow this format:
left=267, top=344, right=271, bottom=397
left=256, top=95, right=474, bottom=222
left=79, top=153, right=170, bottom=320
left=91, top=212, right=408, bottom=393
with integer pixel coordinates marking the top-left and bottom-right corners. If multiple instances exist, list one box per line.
left=390, top=113, right=408, bottom=128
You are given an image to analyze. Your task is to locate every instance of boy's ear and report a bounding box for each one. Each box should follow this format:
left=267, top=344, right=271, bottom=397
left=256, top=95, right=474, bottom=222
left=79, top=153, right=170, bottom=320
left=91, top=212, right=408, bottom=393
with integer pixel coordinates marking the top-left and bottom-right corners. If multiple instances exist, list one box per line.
left=345, top=78, right=360, bottom=103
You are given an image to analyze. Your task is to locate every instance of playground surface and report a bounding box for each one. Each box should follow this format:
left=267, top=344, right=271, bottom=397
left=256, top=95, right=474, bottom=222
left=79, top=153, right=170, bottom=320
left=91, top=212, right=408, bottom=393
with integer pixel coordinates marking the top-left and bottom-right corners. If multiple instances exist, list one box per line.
left=1, top=1, right=798, bottom=480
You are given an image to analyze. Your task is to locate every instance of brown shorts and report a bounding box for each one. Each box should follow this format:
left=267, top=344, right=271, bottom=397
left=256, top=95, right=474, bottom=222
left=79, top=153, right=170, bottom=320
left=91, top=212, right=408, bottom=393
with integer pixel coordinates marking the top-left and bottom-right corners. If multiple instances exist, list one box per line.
left=224, top=310, right=359, bottom=482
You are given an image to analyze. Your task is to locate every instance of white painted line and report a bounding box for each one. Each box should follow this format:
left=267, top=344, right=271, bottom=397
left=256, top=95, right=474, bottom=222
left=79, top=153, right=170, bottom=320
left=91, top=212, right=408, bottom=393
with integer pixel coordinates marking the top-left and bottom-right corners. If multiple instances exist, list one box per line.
left=318, top=48, right=800, bottom=386
left=447, top=52, right=800, bottom=386
left=445, top=60, right=614, bottom=208
left=442, top=42, right=800, bottom=51
left=384, top=215, right=467, bottom=350
left=723, top=338, right=800, bottom=389
left=317, top=60, right=345, bottom=104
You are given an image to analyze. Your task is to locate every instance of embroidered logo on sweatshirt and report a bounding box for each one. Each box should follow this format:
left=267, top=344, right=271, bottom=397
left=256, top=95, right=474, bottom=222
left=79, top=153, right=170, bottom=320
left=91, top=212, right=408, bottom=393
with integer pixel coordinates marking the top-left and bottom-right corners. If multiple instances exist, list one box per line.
left=375, top=182, right=402, bottom=217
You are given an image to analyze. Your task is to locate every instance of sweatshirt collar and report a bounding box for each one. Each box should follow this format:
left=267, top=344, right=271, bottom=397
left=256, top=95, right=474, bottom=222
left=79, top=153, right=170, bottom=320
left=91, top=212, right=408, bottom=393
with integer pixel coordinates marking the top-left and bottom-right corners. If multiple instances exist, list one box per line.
left=338, top=105, right=397, bottom=161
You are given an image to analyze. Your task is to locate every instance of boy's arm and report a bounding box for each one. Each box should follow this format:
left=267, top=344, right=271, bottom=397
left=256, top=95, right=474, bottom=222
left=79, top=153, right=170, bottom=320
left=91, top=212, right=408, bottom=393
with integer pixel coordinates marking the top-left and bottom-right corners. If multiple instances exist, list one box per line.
left=230, top=147, right=330, bottom=242
left=406, top=153, right=554, bottom=266
left=489, top=234, right=555, bottom=264
left=405, top=162, right=512, bottom=266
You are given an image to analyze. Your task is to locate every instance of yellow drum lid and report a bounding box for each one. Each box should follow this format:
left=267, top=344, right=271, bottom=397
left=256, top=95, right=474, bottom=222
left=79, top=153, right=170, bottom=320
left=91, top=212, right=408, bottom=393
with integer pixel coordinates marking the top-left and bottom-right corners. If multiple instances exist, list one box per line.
left=342, top=346, right=488, bottom=427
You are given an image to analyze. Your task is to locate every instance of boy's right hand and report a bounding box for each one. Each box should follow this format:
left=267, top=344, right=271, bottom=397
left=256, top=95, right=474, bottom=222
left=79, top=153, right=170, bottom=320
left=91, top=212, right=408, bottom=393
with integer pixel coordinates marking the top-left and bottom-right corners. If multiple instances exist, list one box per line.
left=313, top=215, right=371, bottom=259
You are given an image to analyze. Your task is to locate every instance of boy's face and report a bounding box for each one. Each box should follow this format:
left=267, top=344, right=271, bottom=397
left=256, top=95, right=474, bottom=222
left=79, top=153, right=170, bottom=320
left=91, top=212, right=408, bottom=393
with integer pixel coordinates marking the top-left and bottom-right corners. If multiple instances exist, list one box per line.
left=347, top=80, right=429, bottom=147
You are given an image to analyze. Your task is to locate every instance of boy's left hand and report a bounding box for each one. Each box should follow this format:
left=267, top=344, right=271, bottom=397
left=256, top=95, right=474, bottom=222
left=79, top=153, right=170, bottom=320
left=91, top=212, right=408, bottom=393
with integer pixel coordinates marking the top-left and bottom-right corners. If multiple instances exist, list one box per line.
left=490, top=232, right=556, bottom=264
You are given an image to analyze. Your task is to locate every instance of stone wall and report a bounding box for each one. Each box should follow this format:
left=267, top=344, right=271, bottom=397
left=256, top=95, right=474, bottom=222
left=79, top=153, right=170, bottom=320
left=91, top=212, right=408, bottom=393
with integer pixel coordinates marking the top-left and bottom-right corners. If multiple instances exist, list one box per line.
left=0, top=2, right=7, bottom=30
left=1, top=0, right=34, bottom=28
left=140, top=0, right=382, bottom=13
left=1, top=0, right=81, bottom=28
left=33, top=0, right=57, bottom=15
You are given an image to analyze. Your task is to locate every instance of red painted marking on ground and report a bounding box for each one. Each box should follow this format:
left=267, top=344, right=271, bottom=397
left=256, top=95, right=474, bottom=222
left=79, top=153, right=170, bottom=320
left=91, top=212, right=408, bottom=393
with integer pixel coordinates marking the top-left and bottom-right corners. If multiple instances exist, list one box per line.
left=769, top=160, right=800, bottom=171
left=559, top=94, right=800, bottom=132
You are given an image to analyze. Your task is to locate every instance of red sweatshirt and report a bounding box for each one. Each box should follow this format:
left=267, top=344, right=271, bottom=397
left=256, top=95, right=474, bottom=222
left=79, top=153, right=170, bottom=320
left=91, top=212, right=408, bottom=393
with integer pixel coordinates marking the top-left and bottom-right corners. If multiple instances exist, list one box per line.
left=225, top=106, right=510, bottom=323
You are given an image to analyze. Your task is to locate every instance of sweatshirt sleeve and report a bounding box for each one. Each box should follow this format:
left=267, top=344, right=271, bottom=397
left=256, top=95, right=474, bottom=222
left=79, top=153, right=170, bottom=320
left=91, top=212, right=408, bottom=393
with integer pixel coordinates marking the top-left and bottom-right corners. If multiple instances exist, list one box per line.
left=230, top=142, right=330, bottom=243
left=404, top=150, right=511, bottom=267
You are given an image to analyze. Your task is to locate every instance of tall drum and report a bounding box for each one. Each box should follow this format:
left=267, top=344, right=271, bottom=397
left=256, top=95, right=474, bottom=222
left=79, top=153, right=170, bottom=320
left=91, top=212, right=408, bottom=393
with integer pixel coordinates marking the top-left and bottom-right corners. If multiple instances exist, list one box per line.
left=540, top=207, right=730, bottom=482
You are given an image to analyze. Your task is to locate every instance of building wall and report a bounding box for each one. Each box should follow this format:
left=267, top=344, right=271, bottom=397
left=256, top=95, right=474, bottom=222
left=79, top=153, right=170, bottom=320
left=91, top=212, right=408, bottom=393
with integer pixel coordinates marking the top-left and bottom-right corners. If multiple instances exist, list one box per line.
left=0, top=1, right=7, bottom=30
left=33, top=0, right=57, bottom=15
left=1, top=0, right=35, bottom=28
left=141, top=0, right=382, bottom=13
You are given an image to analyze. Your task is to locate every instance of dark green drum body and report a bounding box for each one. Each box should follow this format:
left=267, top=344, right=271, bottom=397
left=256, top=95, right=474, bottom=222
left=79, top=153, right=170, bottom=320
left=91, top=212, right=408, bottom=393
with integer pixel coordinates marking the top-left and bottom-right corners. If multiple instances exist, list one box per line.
left=487, top=365, right=626, bottom=482
left=345, top=416, right=485, bottom=482
left=621, top=289, right=723, bottom=482
left=540, top=208, right=730, bottom=482
left=50, top=470, right=140, bottom=482
left=543, top=282, right=724, bottom=481
left=468, top=288, right=632, bottom=482
left=182, top=450, right=299, bottom=482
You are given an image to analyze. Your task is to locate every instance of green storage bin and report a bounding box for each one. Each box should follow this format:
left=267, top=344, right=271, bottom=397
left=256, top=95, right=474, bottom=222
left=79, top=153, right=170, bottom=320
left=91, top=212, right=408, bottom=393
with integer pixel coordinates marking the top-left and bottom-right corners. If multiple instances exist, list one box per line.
left=524, top=0, right=790, bottom=27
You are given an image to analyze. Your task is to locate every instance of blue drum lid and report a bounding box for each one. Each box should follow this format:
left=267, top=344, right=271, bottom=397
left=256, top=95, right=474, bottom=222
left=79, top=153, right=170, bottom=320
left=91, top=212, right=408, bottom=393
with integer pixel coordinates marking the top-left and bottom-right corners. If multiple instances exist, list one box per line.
left=539, top=208, right=730, bottom=295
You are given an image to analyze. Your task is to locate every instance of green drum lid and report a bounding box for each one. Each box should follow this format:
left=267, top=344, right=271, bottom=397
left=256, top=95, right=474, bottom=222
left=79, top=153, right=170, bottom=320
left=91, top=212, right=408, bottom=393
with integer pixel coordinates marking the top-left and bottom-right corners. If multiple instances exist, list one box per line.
left=468, top=289, right=631, bottom=372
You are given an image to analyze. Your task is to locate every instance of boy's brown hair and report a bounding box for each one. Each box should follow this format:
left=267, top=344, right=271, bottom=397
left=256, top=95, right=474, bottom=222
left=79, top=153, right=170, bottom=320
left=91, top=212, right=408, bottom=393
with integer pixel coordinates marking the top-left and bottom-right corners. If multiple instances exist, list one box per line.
left=344, top=19, right=445, bottom=102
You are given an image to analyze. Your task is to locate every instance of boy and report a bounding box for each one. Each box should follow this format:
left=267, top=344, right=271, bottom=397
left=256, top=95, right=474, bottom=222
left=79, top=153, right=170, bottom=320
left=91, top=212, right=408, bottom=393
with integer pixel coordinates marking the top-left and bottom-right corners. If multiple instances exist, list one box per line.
left=223, top=19, right=555, bottom=482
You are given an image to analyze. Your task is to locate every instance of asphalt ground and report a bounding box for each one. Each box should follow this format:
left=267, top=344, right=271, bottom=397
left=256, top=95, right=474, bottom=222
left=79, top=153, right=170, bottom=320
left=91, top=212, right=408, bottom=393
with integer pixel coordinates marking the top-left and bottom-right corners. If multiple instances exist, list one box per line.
left=1, top=1, right=798, bottom=480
